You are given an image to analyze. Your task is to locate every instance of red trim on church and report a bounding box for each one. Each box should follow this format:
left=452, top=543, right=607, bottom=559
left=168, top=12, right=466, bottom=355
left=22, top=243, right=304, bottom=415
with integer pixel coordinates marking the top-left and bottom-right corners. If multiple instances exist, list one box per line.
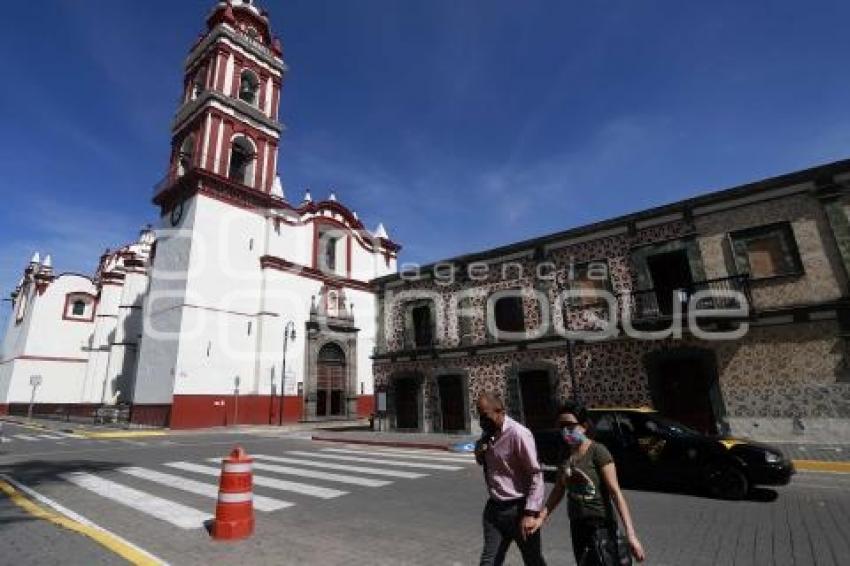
left=260, top=255, right=375, bottom=293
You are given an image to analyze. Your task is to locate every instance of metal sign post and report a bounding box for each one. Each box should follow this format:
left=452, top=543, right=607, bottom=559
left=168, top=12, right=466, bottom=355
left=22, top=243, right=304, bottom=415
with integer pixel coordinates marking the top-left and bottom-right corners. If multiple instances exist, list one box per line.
left=376, top=385, right=388, bottom=431
left=28, top=375, right=42, bottom=420
left=233, top=376, right=241, bottom=426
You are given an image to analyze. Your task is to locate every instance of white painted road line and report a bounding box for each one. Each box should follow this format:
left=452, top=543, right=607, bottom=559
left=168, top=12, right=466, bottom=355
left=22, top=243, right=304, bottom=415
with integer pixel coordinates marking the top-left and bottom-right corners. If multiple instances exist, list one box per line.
left=60, top=471, right=211, bottom=529
left=36, top=434, right=66, bottom=440
left=356, top=446, right=475, bottom=459
left=207, top=459, right=391, bottom=488
left=52, top=431, right=83, bottom=439
left=287, top=451, right=463, bottom=471
left=12, top=434, right=38, bottom=441
left=252, top=454, right=426, bottom=479
left=164, top=462, right=347, bottom=499
left=118, top=466, right=292, bottom=512
left=324, top=447, right=474, bottom=463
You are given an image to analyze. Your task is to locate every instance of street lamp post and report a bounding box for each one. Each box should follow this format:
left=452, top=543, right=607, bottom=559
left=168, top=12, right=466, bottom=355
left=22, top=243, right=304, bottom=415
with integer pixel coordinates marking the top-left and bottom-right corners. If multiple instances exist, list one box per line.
left=566, top=339, right=580, bottom=402
left=278, top=321, right=296, bottom=426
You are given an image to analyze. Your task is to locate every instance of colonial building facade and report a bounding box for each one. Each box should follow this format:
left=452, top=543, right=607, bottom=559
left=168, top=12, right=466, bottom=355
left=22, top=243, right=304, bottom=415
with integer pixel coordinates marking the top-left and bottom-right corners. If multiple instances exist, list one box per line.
left=0, top=0, right=399, bottom=428
left=373, top=162, right=850, bottom=443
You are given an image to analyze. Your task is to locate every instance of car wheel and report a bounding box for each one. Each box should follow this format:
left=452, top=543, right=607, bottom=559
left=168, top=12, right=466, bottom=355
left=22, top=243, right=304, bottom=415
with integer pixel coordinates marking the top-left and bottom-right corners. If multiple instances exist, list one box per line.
left=706, top=463, right=749, bottom=500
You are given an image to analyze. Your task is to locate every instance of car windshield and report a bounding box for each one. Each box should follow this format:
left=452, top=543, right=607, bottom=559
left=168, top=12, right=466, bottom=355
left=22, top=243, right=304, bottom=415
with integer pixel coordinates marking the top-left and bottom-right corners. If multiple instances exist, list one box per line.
left=645, top=415, right=701, bottom=437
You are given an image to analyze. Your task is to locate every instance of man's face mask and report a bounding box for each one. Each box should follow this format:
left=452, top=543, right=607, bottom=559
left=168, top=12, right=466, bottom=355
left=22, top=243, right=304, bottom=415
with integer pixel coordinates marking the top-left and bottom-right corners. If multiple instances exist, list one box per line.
left=479, top=413, right=497, bottom=434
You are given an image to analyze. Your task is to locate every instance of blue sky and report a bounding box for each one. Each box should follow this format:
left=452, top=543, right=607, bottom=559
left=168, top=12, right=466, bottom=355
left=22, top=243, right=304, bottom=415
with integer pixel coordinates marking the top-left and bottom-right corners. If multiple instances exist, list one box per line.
left=2, top=0, right=850, bottom=318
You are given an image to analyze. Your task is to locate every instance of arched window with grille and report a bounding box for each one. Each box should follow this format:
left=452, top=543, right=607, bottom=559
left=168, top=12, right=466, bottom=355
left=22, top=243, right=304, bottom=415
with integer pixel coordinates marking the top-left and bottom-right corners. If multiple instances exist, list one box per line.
left=177, top=135, right=195, bottom=176
left=227, top=136, right=256, bottom=186
left=238, top=69, right=259, bottom=106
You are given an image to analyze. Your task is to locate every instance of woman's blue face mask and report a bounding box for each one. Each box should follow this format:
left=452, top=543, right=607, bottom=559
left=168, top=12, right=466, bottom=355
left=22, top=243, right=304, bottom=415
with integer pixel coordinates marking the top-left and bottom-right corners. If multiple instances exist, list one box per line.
left=561, top=423, right=586, bottom=445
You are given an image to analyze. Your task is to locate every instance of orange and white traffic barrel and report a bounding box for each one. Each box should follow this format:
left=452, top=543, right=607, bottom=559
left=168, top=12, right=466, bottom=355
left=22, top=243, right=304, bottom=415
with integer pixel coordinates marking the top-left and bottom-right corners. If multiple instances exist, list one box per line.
left=212, top=445, right=255, bottom=540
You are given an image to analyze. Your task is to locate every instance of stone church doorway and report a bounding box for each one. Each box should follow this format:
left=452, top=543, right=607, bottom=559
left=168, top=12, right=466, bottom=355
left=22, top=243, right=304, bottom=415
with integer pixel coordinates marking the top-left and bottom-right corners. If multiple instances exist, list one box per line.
left=316, top=343, right=346, bottom=417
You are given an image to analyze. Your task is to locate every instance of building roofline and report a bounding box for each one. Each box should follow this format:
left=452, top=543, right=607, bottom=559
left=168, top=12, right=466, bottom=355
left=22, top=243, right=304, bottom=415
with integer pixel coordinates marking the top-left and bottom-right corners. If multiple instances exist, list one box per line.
left=372, top=156, right=850, bottom=285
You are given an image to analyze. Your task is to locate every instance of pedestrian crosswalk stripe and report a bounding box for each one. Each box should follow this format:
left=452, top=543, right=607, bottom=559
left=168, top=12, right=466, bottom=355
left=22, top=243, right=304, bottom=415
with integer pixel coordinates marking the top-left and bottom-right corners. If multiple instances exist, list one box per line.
left=117, top=467, right=292, bottom=512
left=357, top=446, right=475, bottom=460
left=323, top=447, right=474, bottom=464
left=286, top=451, right=463, bottom=471
left=60, top=471, right=211, bottom=529
left=252, top=455, right=426, bottom=479
left=164, top=462, right=347, bottom=499
left=52, top=431, right=83, bottom=438
left=12, top=434, right=38, bottom=441
left=207, top=458, right=391, bottom=488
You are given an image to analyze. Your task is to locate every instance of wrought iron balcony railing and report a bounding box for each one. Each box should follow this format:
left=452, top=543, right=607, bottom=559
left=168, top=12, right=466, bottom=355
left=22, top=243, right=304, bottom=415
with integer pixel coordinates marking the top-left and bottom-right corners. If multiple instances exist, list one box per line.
left=620, top=274, right=751, bottom=320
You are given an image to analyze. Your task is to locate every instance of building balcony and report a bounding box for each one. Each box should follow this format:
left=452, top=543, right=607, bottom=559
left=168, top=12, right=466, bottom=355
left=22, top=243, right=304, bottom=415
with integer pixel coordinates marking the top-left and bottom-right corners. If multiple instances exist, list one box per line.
left=620, top=274, right=752, bottom=321
left=401, top=327, right=438, bottom=352
left=152, top=166, right=282, bottom=209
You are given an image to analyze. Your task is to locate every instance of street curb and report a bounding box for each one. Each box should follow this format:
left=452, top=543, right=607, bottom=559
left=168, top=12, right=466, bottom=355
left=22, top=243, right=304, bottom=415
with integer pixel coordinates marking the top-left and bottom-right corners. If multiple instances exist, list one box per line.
left=78, top=430, right=168, bottom=439
left=792, top=459, right=850, bottom=473
left=1, top=417, right=166, bottom=438
left=311, top=435, right=453, bottom=451
left=0, top=475, right=166, bottom=565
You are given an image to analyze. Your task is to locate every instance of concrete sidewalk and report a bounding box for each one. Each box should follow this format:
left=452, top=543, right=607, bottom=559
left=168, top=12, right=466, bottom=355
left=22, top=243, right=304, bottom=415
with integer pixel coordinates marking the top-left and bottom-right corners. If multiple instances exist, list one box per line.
left=311, top=430, right=850, bottom=472
left=1, top=414, right=369, bottom=439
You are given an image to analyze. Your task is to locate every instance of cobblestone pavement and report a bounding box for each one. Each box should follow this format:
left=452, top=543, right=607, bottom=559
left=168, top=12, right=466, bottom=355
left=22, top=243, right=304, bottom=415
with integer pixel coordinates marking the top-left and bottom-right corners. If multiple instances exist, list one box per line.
left=1, top=431, right=848, bottom=565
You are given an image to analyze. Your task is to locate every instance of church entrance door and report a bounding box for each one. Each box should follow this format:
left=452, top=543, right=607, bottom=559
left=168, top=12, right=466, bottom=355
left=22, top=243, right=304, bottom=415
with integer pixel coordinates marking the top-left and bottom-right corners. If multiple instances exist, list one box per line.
left=317, top=343, right=346, bottom=417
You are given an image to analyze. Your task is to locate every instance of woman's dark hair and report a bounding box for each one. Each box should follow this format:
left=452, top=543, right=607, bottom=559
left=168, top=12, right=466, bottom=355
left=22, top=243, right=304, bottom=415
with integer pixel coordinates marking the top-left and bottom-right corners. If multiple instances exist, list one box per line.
left=556, top=400, right=590, bottom=425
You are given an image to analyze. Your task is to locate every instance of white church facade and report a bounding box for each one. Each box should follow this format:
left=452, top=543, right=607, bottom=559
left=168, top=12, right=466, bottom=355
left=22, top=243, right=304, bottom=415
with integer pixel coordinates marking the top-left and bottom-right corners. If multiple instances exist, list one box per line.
left=0, top=0, right=399, bottom=428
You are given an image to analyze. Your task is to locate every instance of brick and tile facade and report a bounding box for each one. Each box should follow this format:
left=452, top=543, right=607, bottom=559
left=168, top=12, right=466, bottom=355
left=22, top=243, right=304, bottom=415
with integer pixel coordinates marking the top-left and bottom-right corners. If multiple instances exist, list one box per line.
left=372, top=159, right=850, bottom=443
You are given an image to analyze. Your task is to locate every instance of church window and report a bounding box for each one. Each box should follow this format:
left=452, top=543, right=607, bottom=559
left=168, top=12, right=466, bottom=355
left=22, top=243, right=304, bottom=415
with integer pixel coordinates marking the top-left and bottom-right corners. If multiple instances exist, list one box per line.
left=190, top=66, right=207, bottom=100
left=324, top=236, right=338, bottom=272
left=228, top=136, right=256, bottom=186
left=238, top=69, right=260, bottom=106
left=327, top=290, right=339, bottom=317
left=177, top=135, right=195, bottom=176
left=72, top=300, right=86, bottom=317
left=64, top=293, right=94, bottom=321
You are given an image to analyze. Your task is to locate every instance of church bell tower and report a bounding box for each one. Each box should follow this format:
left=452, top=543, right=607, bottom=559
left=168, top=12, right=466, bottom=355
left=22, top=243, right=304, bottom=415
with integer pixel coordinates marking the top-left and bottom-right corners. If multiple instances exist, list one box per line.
left=154, top=0, right=286, bottom=210
left=134, top=0, right=288, bottom=426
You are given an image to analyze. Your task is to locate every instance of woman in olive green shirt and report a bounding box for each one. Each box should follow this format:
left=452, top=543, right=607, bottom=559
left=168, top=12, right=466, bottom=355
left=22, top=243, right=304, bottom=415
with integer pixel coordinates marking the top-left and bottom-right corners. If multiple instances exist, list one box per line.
left=535, top=402, right=645, bottom=565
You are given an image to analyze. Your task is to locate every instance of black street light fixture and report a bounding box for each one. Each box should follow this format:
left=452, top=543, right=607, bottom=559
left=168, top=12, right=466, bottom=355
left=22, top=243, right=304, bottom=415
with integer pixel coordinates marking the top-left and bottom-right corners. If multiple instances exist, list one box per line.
left=278, top=321, right=296, bottom=426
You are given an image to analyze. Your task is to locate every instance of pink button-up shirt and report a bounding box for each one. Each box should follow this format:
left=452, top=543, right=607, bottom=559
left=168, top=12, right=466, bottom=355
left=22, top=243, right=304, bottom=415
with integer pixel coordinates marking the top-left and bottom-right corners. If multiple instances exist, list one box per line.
left=481, top=416, right=545, bottom=512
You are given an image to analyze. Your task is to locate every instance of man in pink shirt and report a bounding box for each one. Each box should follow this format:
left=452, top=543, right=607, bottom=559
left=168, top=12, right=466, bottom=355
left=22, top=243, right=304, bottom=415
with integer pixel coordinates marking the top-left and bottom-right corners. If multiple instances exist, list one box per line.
left=475, top=392, right=547, bottom=566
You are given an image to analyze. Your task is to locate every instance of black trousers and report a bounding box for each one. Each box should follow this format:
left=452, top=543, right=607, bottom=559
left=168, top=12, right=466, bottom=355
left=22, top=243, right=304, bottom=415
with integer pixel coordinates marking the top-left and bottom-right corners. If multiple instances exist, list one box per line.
left=570, top=520, right=619, bottom=566
left=480, top=498, right=547, bottom=566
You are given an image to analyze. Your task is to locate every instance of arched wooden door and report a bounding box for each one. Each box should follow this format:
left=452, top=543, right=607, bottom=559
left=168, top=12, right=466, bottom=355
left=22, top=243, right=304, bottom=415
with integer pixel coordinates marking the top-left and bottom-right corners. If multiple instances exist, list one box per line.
left=317, top=343, right=346, bottom=417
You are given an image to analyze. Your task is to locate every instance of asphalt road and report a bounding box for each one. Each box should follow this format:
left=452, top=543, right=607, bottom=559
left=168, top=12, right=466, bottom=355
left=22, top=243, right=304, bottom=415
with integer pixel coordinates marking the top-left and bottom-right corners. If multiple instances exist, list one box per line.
left=1, top=422, right=849, bottom=566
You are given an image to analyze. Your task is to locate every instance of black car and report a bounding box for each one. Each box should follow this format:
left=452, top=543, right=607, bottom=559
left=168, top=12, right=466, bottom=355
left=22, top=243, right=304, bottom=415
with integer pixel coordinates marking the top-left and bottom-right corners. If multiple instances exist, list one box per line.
left=534, top=407, right=794, bottom=500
